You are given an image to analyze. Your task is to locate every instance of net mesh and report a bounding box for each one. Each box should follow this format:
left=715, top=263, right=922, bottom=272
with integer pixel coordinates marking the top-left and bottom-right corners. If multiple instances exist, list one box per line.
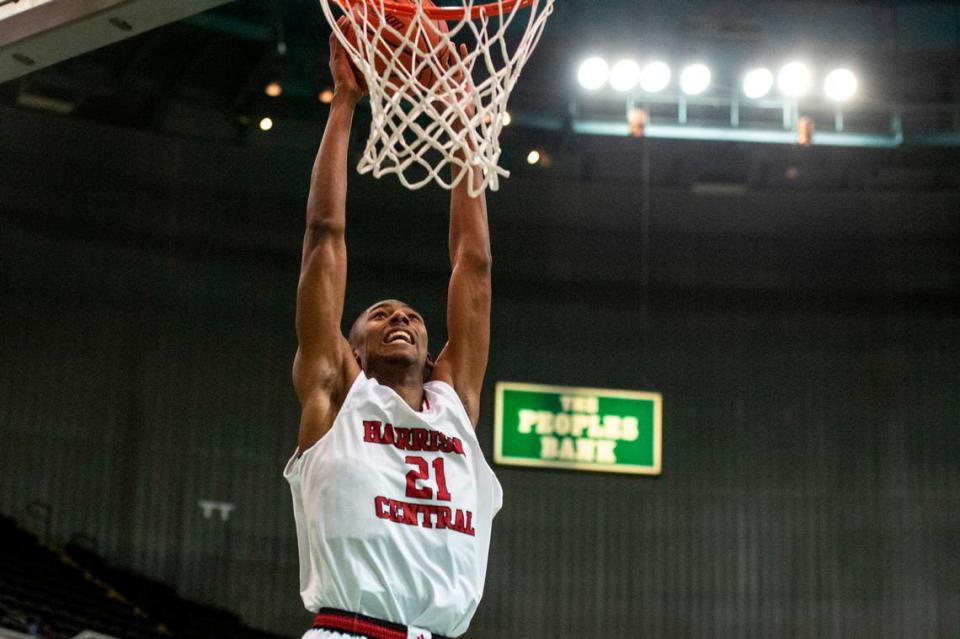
left=319, top=0, right=554, bottom=196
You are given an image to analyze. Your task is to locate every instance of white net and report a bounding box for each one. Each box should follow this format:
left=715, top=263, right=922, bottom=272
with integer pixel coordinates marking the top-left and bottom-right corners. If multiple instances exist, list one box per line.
left=319, top=0, right=554, bottom=196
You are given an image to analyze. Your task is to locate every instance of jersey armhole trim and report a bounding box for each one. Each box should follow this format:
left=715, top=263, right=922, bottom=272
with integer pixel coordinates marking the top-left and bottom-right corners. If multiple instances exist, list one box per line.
left=425, top=379, right=468, bottom=415
left=285, top=370, right=367, bottom=481
left=425, top=379, right=482, bottom=444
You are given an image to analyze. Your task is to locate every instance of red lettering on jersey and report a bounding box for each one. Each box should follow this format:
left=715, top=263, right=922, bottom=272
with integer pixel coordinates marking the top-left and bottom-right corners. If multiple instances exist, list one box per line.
left=418, top=504, right=434, bottom=528
left=412, top=429, right=427, bottom=451
left=390, top=499, right=404, bottom=523
left=438, top=432, right=452, bottom=453
left=401, top=501, right=419, bottom=526
left=372, top=497, right=474, bottom=536
left=435, top=506, right=451, bottom=530
left=374, top=496, right=390, bottom=520
left=363, top=421, right=382, bottom=443
left=361, top=421, right=466, bottom=457
left=452, top=509, right=466, bottom=533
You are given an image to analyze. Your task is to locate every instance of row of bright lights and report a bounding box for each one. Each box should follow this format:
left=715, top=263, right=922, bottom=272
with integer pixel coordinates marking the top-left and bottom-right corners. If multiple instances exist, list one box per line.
left=578, top=58, right=858, bottom=101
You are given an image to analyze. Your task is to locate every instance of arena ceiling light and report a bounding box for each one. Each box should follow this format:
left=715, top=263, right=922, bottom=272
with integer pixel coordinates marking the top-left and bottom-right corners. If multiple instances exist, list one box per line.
left=639, top=61, right=671, bottom=93
left=679, top=63, right=711, bottom=95
left=777, top=62, right=812, bottom=98
left=609, top=59, right=641, bottom=92
left=259, top=117, right=273, bottom=131
left=577, top=56, right=609, bottom=91
left=742, top=67, right=773, bottom=99
left=824, top=68, right=858, bottom=102
left=264, top=81, right=282, bottom=97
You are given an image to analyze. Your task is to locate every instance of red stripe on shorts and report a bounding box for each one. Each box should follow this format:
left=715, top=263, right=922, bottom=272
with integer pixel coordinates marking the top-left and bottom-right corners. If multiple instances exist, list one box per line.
left=313, top=609, right=448, bottom=639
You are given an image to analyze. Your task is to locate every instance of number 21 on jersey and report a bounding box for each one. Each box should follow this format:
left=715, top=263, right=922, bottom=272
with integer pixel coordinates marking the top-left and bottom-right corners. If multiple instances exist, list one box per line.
left=405, top=456, right=452, bottom=501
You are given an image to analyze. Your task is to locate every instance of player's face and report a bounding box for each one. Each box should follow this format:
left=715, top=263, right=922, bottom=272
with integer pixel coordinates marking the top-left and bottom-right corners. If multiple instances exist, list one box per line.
left=358, top=300, right=428, bottom=370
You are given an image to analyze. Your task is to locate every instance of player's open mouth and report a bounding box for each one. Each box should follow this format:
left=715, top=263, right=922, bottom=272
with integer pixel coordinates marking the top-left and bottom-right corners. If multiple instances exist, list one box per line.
left=384, top=329, right=414, bottom=345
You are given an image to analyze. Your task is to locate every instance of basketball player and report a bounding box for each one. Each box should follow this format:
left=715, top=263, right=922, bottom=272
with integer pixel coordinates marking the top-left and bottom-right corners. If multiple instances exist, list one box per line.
left=283, top=31, right=502, bottom=639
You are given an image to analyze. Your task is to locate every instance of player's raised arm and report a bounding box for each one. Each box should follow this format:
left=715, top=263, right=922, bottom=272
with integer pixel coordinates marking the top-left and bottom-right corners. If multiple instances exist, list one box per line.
left=292, top=30, right=363, bottom=452
left=431, top=59, right=491, bottom=425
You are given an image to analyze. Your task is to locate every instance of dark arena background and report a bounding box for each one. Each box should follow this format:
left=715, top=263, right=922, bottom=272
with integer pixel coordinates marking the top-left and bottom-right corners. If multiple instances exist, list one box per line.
left=1, top=1, right=959, bottom=638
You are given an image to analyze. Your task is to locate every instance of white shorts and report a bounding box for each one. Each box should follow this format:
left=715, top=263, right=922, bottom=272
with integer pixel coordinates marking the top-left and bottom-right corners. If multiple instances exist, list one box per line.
left=300, top=629, right=364, bottom=639
left=301, top=625, right=437, bottom=639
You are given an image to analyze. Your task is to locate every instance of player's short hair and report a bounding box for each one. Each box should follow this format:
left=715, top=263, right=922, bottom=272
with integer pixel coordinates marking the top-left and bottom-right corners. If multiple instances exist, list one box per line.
left=348, top=311, right=365, bottom=349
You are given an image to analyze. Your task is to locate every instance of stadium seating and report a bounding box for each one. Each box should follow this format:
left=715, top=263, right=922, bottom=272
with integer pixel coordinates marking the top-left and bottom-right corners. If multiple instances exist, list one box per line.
left=0, top=515, right=287, bottom=639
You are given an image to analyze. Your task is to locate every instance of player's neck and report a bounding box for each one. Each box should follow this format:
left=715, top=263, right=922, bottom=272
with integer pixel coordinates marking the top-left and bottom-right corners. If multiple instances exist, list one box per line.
left=367, top=364, right=425, bottom=412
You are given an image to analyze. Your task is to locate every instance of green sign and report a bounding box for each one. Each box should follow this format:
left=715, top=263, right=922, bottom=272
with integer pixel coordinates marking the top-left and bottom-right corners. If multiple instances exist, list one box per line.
left=494, top=382, right=662, bottom=475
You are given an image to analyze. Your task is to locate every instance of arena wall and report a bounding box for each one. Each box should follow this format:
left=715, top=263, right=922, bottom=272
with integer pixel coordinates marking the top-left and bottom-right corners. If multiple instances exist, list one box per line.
left=1, top=106, right=958, bottom=638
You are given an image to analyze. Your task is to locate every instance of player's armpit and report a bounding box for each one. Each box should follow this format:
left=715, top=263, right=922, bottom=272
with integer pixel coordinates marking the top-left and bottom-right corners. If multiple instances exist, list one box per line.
left=292, top=338, right=352, bottom=401
left=293, top=340, right=358, bottom=451
left=296, top=383, right=339, bottom=454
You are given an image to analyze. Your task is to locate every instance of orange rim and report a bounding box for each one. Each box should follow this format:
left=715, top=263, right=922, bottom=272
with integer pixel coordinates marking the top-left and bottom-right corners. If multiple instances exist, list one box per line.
left=337, top=0, right=539, bottom=21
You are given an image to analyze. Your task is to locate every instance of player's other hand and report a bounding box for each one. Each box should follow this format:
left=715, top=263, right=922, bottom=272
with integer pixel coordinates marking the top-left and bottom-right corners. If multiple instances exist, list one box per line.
left=443, top=43, right=476, bottom=131
left=453, top=43, right=477, bottom=120
left=329, top=18, right=367, bottom=106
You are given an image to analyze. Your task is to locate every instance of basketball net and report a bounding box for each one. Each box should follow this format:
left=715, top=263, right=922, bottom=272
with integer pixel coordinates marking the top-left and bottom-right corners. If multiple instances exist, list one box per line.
left=319, top=0, right=554, bottom=196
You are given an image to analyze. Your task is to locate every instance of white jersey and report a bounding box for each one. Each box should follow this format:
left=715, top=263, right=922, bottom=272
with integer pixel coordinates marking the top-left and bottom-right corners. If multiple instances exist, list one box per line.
left=284, top=371, right=503, bottom=637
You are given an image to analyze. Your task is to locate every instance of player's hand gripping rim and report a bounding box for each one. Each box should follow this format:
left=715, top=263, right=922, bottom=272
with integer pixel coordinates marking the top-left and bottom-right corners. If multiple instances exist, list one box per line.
left=329, top=17, right=368, bottom=106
